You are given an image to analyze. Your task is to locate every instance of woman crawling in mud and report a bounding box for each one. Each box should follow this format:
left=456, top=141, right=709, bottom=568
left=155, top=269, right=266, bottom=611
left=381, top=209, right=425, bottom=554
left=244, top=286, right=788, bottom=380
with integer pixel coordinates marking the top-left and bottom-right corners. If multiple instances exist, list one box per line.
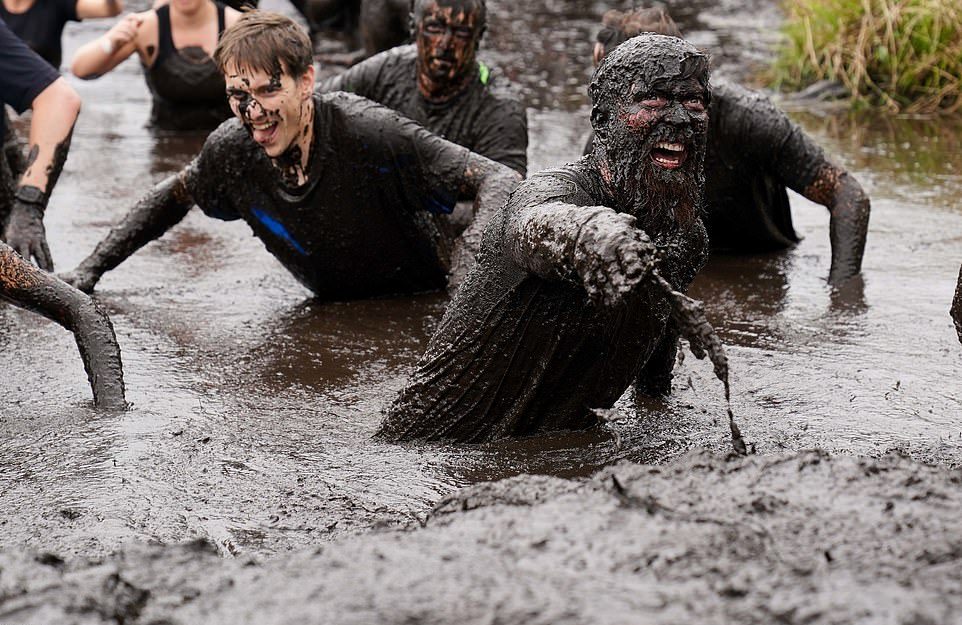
left=0, top=20, right=125, bottom=408
left=585, top=7, right=872, bottom=287
left=379, top=34, right=718, bottom=443
left=70, top=0, right=243, bottom=130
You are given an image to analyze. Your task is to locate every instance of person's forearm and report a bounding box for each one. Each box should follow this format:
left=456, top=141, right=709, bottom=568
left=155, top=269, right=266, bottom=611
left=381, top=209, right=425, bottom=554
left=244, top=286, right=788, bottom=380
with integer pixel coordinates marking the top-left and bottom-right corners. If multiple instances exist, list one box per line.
left=447, top=157, right=521, bottom=285
left=19, top=78, right=80, bottom=196
left=73, top=174, right=193, bottom=279
left=0, top=243, right=125, bottom=408
left=504, top=201, right=609, bottom=281
left=459, top=163, right=520, bottom=256
left=826, top=172, right=870, bottom=284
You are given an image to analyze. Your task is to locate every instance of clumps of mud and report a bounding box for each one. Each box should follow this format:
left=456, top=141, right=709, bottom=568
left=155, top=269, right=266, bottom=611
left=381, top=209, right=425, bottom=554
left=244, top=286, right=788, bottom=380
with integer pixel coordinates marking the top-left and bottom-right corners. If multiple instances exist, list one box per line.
left=652, top=269, right=749, bottom=455
left=2, top=450, right=960, bottom=624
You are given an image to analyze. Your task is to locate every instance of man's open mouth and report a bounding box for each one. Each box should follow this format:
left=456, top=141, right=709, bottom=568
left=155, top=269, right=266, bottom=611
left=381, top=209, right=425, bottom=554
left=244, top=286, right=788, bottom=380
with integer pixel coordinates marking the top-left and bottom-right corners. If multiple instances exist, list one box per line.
left=251, top=120, right=279, bottom=145
left=650, top=141, right=688, bottom=169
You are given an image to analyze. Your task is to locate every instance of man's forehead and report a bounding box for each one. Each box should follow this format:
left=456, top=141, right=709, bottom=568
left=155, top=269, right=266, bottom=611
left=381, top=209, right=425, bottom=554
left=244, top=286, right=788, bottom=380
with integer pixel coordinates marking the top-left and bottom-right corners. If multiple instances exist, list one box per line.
left=422, top=1, right=480, bottom=22
left=224, top=64, right=283, bottom=87
left=629, top=75, right=707, bottom=95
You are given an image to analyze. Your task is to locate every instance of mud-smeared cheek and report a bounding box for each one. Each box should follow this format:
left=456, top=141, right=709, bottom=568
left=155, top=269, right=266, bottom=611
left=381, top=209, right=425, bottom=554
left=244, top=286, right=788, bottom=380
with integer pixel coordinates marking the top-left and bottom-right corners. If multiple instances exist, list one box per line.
left=619, top=106, right=660, bottom=133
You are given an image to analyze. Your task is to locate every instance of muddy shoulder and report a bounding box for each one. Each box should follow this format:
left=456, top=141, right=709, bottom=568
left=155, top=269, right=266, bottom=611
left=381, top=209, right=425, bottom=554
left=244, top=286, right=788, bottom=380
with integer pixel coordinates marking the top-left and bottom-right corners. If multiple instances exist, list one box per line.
left=3, top=449, right=960, bottom=625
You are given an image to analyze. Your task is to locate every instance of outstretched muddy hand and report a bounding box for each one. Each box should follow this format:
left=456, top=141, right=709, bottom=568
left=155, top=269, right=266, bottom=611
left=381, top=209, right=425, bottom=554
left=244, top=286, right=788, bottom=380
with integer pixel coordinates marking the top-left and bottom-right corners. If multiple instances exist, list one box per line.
left=4, top=194, right=52, bottom=271
left=574, top=211, right=657, bottom=307
left=649, top=269, right=749, bottom=456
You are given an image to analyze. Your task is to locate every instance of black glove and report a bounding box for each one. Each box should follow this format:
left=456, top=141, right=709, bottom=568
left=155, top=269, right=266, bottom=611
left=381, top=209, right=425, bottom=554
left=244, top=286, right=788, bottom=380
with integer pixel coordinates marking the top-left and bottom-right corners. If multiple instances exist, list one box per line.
left=3, top=185, right=52, bottom=271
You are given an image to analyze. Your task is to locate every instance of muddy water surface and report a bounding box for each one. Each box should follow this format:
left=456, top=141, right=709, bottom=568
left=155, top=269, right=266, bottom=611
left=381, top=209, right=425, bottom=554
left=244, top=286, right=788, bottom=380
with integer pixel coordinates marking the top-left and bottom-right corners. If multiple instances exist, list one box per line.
left=2, top=0, right=961, bottom=561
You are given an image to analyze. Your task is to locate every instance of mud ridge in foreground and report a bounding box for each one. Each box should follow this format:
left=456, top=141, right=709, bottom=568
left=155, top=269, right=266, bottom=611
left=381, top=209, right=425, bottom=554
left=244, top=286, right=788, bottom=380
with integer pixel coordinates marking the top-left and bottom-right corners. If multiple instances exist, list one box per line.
left=2, top=449, right=960, bottom=625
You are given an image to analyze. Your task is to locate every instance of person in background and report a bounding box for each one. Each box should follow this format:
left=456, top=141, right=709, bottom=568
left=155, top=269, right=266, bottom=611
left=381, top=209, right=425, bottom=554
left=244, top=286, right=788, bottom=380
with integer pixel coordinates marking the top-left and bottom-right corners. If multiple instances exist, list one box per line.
left=586, top=7, right=871, bottom=287
left=0, top=18, right=125, bottom=408
left=71, top=0, right=241, bottom=130
left=1, top=0, right=123, bottom=69
left=582, top=7, right=871, bottom=397
left=1, top=0, right=122, bottom=202
left=317, top=0, right=528, bottom=177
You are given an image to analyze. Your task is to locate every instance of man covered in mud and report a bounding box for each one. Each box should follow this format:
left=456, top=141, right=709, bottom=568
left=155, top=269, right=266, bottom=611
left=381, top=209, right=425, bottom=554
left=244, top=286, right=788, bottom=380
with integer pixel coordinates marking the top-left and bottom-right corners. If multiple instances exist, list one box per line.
left=585, top=8, right=871, bottom=287
left=378, top=34, right=714, bottom=442
left=0, top=18, right=125, bottom=408
left=62, top=11, right=520, bottom=299
left=316, top=0, right=527, bottom=176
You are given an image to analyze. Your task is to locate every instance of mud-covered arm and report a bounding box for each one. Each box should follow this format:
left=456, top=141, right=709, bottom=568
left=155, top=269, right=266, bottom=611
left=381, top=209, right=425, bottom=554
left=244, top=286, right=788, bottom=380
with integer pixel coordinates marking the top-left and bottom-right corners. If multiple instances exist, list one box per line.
left=60, top=172, right=193, bottom=293
left=3, top=78, right=81, bottom=271
left=760, top=106, right=869, bottom=284
left=800, top=163, right=870, bottom=284
left=447, top=152, right=522, bottom=285
left=0, top=242, right=125, bottom=408
left=720, top=85, right=870, bottom=284
left=503, top=201, right=656, bottom=306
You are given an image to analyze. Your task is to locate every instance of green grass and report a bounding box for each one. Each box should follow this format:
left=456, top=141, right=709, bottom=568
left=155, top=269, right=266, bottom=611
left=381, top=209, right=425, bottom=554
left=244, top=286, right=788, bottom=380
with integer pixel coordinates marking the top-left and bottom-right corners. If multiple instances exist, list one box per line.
left=770, top=0, right=962, bottom=113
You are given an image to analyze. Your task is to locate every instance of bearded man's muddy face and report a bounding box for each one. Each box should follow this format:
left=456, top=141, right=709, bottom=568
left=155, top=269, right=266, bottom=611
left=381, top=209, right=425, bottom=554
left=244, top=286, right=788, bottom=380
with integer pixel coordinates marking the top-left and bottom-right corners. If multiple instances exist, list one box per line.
left=225, top=63, right=314, bottom=160
left=415, top=0, right=482, bottom=101
left=590, top=35, right=710, bottom=236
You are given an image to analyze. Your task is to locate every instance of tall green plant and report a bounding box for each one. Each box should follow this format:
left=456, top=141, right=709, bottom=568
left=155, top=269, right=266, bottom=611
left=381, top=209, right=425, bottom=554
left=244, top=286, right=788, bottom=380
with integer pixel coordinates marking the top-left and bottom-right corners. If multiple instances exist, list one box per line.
left=771, top=0, right=962, bottom=113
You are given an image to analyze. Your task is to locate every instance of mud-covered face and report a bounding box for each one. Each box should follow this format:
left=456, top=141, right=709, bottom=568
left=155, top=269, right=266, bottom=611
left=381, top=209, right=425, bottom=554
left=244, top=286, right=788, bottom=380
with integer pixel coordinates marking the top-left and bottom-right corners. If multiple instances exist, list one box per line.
left=415, top=1, right=482, bottom=100
left=617, top=76, right=709, bottom=173
left=590, top=35, right=710, bottom=234
left=225, top=63, right=313, bottom=160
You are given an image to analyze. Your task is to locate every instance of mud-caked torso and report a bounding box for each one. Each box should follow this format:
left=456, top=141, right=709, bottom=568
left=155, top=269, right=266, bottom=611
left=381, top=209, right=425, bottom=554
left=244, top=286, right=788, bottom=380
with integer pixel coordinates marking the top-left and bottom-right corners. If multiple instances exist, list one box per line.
left=143, top=3, right=232, bottom=130
left=184, top=91, right=470, bottom=299
left=381, top=160, right=708, bottom=442
left=319, top=45, right=527, bottom=175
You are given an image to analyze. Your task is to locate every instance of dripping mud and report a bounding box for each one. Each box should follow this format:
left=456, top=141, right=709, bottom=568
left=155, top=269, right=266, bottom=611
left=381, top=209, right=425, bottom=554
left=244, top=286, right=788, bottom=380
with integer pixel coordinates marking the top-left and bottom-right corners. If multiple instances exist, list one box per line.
left=2, top=0, right=962, bottom=621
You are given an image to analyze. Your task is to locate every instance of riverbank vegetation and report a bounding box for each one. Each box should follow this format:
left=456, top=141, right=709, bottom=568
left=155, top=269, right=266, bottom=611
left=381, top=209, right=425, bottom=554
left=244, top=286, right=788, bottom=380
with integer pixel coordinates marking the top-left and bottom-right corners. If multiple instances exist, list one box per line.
left=771, top=0, right=961, bottom=113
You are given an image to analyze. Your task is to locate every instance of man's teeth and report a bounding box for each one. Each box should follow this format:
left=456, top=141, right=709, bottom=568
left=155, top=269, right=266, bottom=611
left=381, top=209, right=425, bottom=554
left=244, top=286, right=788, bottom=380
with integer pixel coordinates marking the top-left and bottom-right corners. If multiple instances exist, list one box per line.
left=654, top=141, right=685, bottom=152
left=252, top=121, right=275, bottom=131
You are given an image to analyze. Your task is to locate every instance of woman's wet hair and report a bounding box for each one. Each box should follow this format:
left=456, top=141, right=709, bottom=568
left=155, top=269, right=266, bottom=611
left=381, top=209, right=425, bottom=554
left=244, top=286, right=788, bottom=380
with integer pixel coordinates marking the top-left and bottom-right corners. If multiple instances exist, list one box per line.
left=214, top=11, right=313, bottom=78
left=596, top=6, right=682, bottom=52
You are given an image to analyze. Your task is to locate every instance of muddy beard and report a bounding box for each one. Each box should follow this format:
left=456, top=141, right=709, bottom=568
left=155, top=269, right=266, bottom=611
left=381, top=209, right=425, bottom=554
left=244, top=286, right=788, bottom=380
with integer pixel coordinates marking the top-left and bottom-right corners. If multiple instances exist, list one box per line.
left=604, top=132, right=706, bottom=241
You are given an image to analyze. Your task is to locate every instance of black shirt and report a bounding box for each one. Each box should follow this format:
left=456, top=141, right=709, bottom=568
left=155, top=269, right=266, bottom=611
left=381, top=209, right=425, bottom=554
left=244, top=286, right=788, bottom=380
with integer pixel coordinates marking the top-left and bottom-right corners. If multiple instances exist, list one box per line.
left=0, top=0, right=78, bottom=69
left=184, top=91, right=471, bottom=299
left=0, top=16, right=60, bottom=136
left=317, top=44, right=528, bottom=176
left=380, top=160, right=709, bottom=442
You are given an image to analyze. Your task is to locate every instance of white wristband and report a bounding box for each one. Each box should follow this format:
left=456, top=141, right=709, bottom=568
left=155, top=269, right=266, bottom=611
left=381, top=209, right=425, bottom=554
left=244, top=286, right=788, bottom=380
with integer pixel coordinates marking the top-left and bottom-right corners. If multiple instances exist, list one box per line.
left=100, top=36, right=114, bottom=55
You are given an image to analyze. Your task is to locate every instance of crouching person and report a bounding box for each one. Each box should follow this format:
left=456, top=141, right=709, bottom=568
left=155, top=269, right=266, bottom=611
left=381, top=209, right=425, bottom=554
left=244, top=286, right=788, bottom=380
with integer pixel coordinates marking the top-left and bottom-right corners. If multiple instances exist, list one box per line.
left=379, top=34, right=712, bottom=442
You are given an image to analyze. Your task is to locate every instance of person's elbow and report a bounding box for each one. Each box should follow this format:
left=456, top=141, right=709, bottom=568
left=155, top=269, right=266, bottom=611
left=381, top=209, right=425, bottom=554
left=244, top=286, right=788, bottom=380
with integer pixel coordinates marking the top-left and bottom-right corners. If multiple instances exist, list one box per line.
left=490, top=161, right=522, bottom=190
left=35, top=78, right=82, bottom=124
left=70, top=56, right=99, bottom=80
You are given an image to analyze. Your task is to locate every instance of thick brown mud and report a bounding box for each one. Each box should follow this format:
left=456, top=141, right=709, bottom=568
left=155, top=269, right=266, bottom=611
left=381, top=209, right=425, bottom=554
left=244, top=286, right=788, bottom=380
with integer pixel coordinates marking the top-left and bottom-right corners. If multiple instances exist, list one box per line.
left=2, top=450, right=961, bottom=624
left=2, top=0, right=962, bottom=617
